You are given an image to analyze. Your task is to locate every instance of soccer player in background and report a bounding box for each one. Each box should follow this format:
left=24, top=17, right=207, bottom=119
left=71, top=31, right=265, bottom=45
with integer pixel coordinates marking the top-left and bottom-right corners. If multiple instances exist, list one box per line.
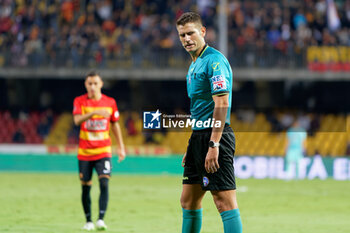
left=285, top=119, right=307, bottom=179
left=73, top=71, right=126, bottom=231
left=176, top=12, right=242, bottom=233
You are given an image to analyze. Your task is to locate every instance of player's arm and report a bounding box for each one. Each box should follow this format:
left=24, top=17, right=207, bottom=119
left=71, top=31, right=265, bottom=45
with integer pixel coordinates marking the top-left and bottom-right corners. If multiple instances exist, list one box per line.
left=302, top=134, right=307, bottom=155
left=111, top=121, right=126, bottom=162
left=73, top=110, right=110, bottom=126
left=285, top=133, right=289, bottom=154
left=285, top=141, right=289, bottom=154
left=205, top=94, right=229, bottom=174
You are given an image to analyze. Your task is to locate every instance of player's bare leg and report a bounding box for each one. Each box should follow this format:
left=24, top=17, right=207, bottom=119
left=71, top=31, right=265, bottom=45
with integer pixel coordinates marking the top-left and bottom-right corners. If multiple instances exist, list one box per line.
left=211, top=190, right=242, bottom=233
left=181, top=184, right=206, bottom=233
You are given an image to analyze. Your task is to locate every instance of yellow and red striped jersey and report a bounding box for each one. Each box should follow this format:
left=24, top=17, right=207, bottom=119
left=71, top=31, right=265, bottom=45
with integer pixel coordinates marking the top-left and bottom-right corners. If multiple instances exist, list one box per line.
left=73, top=94, right=120, bottom=161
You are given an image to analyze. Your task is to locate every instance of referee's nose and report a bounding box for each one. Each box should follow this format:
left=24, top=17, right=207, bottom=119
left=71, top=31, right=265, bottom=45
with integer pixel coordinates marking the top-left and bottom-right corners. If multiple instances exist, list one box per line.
left=184, top=34, right=192, bottom=42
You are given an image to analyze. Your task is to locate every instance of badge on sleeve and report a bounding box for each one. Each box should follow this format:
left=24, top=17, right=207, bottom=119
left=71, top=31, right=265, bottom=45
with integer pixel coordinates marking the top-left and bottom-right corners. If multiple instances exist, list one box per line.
left=211, top=75, right=227, bottom=91
left=114, top=111, right=119, bottom=118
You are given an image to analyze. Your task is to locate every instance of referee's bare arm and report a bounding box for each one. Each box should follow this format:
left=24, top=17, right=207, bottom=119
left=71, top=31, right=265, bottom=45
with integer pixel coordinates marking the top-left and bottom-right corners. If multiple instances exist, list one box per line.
left=73, top=110, right=110, bottom=126
left=210, top=94, right=230, bottom=142
left=205, top=94, right=229, bottom=173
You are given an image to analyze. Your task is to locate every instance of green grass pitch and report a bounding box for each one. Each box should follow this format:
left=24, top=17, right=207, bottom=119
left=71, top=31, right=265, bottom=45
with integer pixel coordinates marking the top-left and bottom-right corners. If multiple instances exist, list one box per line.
left=0, top=173, right=349, bottom=233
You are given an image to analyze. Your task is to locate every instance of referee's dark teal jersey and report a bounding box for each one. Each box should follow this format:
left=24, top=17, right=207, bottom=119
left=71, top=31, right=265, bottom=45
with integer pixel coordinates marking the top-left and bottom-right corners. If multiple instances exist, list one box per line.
left=186, top=45, right=233, bottom=130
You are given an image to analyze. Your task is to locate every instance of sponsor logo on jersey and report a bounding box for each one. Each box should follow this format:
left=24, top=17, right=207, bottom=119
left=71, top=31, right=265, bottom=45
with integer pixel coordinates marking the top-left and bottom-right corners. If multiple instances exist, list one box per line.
left=211, top=62, right=220, bottom=71
left=86, top=119, right=108, bottom=130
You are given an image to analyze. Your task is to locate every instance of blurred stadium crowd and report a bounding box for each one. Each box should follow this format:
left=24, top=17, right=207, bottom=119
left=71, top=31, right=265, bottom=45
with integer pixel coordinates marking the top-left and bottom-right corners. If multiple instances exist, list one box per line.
left=0, top=0, right=349, bottom=68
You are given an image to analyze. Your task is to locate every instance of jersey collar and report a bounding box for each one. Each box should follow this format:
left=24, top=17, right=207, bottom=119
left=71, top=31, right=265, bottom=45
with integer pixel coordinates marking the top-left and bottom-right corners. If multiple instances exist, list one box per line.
left=198, top=44, right=208, bottom=58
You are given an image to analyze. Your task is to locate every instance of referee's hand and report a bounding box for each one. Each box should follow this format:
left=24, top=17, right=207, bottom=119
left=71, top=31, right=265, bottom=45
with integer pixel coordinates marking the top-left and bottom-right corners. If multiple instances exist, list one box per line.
left=182, top=153, right=186, bottom=167
left=205, top=148, right=220, bottom=173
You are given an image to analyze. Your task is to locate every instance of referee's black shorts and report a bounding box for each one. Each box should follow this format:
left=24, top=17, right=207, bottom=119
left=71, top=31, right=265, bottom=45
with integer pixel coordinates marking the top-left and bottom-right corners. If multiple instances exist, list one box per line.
left=183, top=124, right=236, bottom=191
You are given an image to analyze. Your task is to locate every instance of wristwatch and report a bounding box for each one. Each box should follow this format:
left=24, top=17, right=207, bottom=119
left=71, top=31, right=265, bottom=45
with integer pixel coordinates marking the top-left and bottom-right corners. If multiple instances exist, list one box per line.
left=209, top=140, right=220, bottom=148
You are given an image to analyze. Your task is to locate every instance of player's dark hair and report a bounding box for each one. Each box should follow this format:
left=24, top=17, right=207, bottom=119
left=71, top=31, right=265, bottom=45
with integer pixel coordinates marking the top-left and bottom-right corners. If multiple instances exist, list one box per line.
left=176, top=12, right=203, bottom=27
left=85, top=70, right=101, bottom=80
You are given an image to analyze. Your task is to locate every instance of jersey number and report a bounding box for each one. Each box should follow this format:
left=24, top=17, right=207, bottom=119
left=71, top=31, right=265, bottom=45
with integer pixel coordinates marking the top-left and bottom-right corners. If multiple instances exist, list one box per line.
left=104, top=161, right=111, bottom=172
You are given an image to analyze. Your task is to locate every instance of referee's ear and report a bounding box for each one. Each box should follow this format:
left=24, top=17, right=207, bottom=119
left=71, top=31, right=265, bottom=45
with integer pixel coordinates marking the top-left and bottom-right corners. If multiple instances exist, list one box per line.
left=200, top=26, right=206, bottom=38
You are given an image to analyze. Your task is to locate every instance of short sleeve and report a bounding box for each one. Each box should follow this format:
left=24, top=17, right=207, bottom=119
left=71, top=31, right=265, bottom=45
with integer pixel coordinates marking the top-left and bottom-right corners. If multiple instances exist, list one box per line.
left=73, top=98, right=82, bottom=115
left=207, top=55, right=231, bottom=96
left=110, top=99, right=120, bottom=122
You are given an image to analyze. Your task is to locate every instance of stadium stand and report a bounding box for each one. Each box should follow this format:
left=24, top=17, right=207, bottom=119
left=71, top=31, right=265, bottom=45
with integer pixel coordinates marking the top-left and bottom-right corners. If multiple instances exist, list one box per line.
left=0, top=110, right=54, bottom=144
left=1, top=0, right=349, bottom=69
left=44, top=112, right=72, bottom=145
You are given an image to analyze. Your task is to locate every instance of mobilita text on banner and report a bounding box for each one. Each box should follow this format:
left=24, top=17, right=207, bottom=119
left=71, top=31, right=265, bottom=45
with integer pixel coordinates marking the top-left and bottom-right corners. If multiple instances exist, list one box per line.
left=235, top=156, right=350, bottom=180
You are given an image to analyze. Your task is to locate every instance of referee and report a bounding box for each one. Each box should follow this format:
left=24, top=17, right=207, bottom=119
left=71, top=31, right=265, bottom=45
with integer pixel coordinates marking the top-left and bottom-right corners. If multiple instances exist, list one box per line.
left=176, top=12, right=242, bottom=233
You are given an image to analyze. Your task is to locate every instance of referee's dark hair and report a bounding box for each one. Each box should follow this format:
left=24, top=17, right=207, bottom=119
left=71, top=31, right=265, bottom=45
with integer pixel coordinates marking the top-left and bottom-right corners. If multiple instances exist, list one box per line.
left=85, top=70, right=101, bottom=80
left=176, top=12, right=203, bottom=27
